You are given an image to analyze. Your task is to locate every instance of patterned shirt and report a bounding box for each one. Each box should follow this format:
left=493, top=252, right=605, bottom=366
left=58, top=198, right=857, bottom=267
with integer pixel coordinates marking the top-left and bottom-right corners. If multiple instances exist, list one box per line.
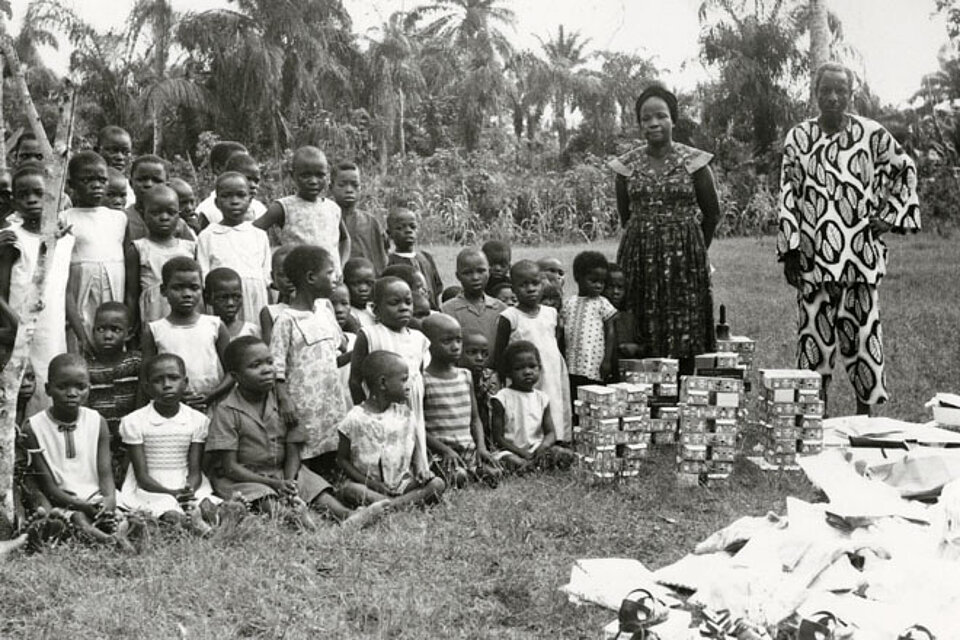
left=561, top=296, right=617, bottom=380
left=423, top=368, right=476, bottom=451
left=85, top=351, right=142, bottom=436
left=778, top=114, right=920, bottom=290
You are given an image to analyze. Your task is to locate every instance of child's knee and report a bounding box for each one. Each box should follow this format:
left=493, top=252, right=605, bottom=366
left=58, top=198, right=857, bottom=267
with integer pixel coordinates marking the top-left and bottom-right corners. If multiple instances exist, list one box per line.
left=426, top=476, right=446, bottom=497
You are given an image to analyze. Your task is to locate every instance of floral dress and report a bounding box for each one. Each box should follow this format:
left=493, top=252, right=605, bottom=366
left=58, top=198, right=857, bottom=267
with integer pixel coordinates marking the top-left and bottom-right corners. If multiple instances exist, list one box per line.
left=609, top=143, right=716, bottom=359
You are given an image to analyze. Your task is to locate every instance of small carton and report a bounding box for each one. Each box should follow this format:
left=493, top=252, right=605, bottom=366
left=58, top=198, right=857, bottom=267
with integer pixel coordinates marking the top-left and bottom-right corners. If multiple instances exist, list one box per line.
left=622, top=443, right=649, bottom=460
left=653, top=431, right=677, bottom=445
left=679, top=460, right=707, bottom=474
left=707, top=447, right=736, bottom=462
left=654, top=382, right=679, bottom=398
left=716, top=335, right=757, bottom=354
left=705, top=432, right=737, bottom=448
left=577, top=385, right=619, bottom=405
left=621, top=415, right=648, bottom=432
left=681, top=444, right=708, bottom=461
left=695, top=352, right=741, bottom=369
left=759, top=369, right=822, bottom=391
left=625, top=431, right=652, bottom=445
left=640, top=357, right=680, bottom=374
left=607, top=382, right=648, bottom=403
left=681, top=431, right=706, bottom=446
left=712, top=391, right=742, bottom=408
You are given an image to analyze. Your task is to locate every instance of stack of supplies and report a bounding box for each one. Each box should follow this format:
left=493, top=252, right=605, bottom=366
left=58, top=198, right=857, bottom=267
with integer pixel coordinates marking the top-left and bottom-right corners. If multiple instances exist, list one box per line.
left=619, top=358, right=680, bottom=445
left=677, top=375, right=745, bottom=486
left=756, top=369, right=824, bottom=469
left=574, top=383, right=651, bottom=484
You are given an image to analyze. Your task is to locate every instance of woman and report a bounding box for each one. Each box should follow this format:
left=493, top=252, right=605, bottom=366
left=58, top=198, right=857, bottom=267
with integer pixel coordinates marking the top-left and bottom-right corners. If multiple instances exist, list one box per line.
left=609, top=85, right=721, bottom=371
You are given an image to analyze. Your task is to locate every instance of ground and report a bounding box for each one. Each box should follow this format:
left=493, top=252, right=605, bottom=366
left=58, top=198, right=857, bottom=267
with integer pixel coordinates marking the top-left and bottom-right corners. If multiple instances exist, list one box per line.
left=1, top=235, right=957, bottom=639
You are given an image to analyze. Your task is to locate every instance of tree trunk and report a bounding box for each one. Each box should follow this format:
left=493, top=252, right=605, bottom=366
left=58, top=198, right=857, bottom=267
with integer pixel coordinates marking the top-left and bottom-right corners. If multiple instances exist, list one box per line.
left=398, top=87, right=406, bottom=158
left=152, top=107, right=161, bottom=155
left=809, top=0, right=831, bottom=108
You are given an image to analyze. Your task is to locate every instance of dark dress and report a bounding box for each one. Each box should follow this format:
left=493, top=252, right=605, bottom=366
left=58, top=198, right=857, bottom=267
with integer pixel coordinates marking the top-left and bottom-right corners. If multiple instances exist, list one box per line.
left=610, top=143, right=716, bottom=359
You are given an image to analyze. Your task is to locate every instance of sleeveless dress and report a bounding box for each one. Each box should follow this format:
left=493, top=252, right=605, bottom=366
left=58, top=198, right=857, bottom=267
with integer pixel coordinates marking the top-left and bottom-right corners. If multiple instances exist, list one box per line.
left=148, top=315, right=224, bottom=397
left=276, top=195, right=342, bottom=269
left=499, top=305, right=572, bottom=441
left=132, top=237, right=197, bottom=325
left=609, top=143, right=716, bottom=359
left=60, top=207, right=127, bottom=332
left=29, top=407, right=103, bottom=502
left=197, top=222, right=271, bottom=323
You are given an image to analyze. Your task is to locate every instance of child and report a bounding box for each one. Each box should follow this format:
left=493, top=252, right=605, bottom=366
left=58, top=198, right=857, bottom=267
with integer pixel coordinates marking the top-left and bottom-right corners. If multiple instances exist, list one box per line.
left=271, top=246, right=348, bottom=465
left=197, top=153, right=268, bottom=227
left=494, top=260, right=572, bottom=444
left=338, top=350, right=445, bottom=508
left=206, top=267, right=261, bottom=340
left=331, top=162, right=388, bottom=273
left=197, top=172, right=271, bottom=323
left=330, top=283, right=357, bottom=410
left=460, top=331, right=500, bottom=450
left=254, top=146, right=350, bottom=270
left=194, top=141, right=247, bottom=229
left=482, top=240, right=512, bottom=296
left=14, top=132, right=45, bottom=167
left=60, top=150, right=129, bottom=341
left=422, top=314, right=501, bottom=489
left=605, top=263, right=641, bottom=360
left=124, top=185, right=198, bottom=328
left=343, top=257, right=376, bottom=328
left=126, top=154, right=196, bottom=242
left=104, top=168, right=129, bottom=211
left=386, top=207, right=442, bottom=310
left=259, top=244, right=296, bottom=345
left=441, top=247, right=506, bottom=353
left=441, top=285, right=462, bottom=304
left=382, top=263, right=434, bottom=326
left=142, top=256, right=232, bottom=411
left=207, top=336, right=374, bottom=526
left=95, top=125, right=134, bottom=207
left=350, top=276, right=431, bottom=471
left=84, top=302, right=143, bottom=486
left=490, top=281, right=517, bottom=307
left=0, top=169, right=11, bottom=225
left=541, top=282, right=563, bottom=313
left=537, top=256, right=566, bottom=289
left=169, top=178, right=201, bottom=235
left=118, top=354, right=218, bottom=529
left=491, top=342, right=576, bottom=471
left=563, top=251, right=617, bottom=404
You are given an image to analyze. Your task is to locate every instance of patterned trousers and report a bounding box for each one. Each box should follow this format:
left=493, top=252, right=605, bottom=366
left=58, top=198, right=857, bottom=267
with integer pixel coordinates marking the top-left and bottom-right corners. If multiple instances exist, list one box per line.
left=796, top=283, right=887, bottom=405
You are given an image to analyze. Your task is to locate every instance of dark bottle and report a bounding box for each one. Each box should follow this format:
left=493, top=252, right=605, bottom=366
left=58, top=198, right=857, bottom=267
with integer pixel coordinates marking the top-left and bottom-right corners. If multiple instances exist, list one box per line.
left=716, top=304, right=731, bottom=341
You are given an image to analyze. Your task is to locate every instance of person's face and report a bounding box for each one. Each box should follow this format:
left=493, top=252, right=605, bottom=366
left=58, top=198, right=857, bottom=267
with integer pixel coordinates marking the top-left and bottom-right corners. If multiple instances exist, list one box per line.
left=605, top=271, right=626, bottom=308
left=215, top=176, right=251, bottom=224
left=12, top=175, right=45, bottom=224
left=239, top=165, right=261, bottom=194
left=305, top=257, right=337, bottom=298
left=375, top=281, right=413, bottom=329
left=513, top=268, right=543, bottom=308
left=99, top=132, right=132, bottom=173
left=104, top=177, right=128, bottom=210
left=271, top=254, right=295, bottom=299
left=817, top=70, right=851, bottom=118
left=232, top=343, right=276, bottom=394
left=541, top=290, right=562, bottom=311
left=173, top=184, right=196, bottom=218
left=330, top=285, right=351, bottom=327
left=538, top=259, right=565, bottom=286
left=209, top=279, right=243, bottom=322
left=388, top=211, right=418, bottom=251
left=92, top=309, right=130, bottom=354
left=510, top=351, right=540, bottom=390
left=162, top=270, right=203, bottom=314
left=430, top=322, right=463, bottom=364
left=143, top=191, right=180, bottom=238
left=0, top=173, right=12, bottom=215
left=488, top=257, right=511, bottom=280
left=495, top=287, right=517, bottom=307
left=381, top=360, right=410, bottom=403
left=460, top=335, right=489, bottom=371
left=132, top=162, right=167, bottom=201
left=147, top=359, right=188, bottom=407
left=16, top=139, right=44, bottom=166
left=331, top=169, right=360, bottom=208
left=18, top=365, right=36, bottom=401
left=639, top=97, right=673, bottom=145
left=579, top=266, right=608, bottom=298
left=69, top=161, right=108, bottom=207
left=345, top=266, right=375, bottom=308
left=46, top=364, right=90, bottom=416
left=457, top=254, right=489, bottom=296
left=293, top=156, right=329, bottom=201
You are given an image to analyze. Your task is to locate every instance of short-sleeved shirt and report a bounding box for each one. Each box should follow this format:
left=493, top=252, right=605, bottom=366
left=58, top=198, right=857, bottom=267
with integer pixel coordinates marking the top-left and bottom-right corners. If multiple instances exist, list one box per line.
left=85, top=351, right=143, bottom=436
left=441, top=294, right=506, bottom=350
left=423, top=368, right=475, bottom=451
left=561, top=295, right=617, bottom=380
left=338, top=403, right=416, bottom=494
left=343, top=209, right=389, bottom=274
left=197, top=193, right=267, bottom=226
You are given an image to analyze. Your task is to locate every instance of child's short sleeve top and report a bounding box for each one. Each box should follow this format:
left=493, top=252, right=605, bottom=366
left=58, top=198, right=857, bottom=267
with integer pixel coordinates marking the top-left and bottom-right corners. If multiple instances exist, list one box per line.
left=277, top=195, right=342, bottom=268
left=491, top=387, right=549, bottom=454
left=207, top=388, right=304, bottom=472
left=423, top=368, right=475, bottom=451
left=338, top=403, right=415, bottom=494
left=561, top=296, right=618, bottom=380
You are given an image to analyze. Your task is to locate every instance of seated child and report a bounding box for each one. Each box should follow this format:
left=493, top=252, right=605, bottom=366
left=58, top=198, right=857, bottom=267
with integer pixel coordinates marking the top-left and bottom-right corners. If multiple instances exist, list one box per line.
left=332, top=162, right=388, bottom=273
left=338, top=350, right=445, bottom=508
left=482, top=240, right=511, bottom=296
left=259, top=244, right=296, bottom=345
left=169, top=177, right=201, bottom=235
left=385, top=207, right=442, bottom=310
left=459, top=331, right=500, bottom=449
left=441, top=247, right=506, bottom=353
left=537, top=256, right=566, bottom=289
left=342, top=257, right=376, bottom=328
left=490, top=280, right=517, bottom=307
left=104, top=168, right=129, bottom=211
left=422, top=315, right=501, bottom=488
left=490, top=342, right=576, bottom=472
left=198, top=152, right=267, bottom=226
left=604, top=263, right=640, bottom=360
left=206, top=267, right=261, bottom=340
left=118, top=354, right=218, bottom=532
left=194, top=141, right=248, bottom=229
left=563, top=251, right=617, bottom=396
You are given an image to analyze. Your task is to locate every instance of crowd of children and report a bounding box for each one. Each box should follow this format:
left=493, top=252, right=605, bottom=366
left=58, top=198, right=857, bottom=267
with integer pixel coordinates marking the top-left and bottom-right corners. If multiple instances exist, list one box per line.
left=0, top=127, right=640, bottom=552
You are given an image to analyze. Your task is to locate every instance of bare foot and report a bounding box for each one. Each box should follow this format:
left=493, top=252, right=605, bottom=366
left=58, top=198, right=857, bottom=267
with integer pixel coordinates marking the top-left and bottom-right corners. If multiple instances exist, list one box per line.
left=0, top=534, right=28, bottom=559
left=341, top=499, right=390, bottom=530
left=115, top=515, right=147, bottom=554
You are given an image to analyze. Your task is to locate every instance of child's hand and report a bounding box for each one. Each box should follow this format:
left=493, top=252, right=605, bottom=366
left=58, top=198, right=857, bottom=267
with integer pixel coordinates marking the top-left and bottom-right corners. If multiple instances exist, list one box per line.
left=479, top=450, right=501, bottom=469
left=415, top=470, right=435, bottom=486
left=276, top=392, right=298, bottom=429
left=0, top=229, right=16, bottom=249
left=275, top=479, right=298, bottom=497
left=175, top=487, right=196, bottom=503
left=600, top=359, right=613, bottom=382
left=441, top=449, right=465, bottom=470
left=184, top=393, right=207, bottom=411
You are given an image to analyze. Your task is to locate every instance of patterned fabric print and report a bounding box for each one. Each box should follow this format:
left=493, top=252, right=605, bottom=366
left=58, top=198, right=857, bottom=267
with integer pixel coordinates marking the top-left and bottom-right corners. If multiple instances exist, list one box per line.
left=797, top=283, right=887, bottom=405
left=85, top=350, right=143, bottom=485
left=338, top=403, right=416, bottom=495
left=561, top=296, right=618, bottom=380
left=778, top=115, right=921, bottom=293
left=611, top=143, right=716, bottom=359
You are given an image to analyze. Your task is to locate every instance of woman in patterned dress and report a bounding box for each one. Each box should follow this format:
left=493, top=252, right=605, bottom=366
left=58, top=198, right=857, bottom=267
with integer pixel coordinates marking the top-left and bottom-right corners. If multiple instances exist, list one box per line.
left=609, top=85, right=721, bottom=372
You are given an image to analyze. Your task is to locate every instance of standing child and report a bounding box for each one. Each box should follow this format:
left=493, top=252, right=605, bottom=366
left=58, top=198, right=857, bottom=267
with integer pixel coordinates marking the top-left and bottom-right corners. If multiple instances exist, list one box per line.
left=537, top=257, right=566, bottom=289
left=382, top=264, right=434, bottom=328
left=125, top=155, right=196, bottom=242
left=422, top=315, right=501, bottom=488
left=254, top=146, right=350, bottom=269
left=482, top=240, right=512, bottom=297
left=338, top=351, right=445, bottom=508
left=199, top=153, right=267, bottom=227
left=259, top=244, right=296, bottom=345
left=490, top=281, right=517, bottom=307
left=349, top=277, right=431, bottom=471
left=385, top=207, right=442, bottom=310
left=332, top=162, right=388, bottom=273
left=95, top=125, right=134, bottom=207
left=330, top=283, right=357, bottom=410
left=563, top=251, right=617, bottom=399
left=169, top=178, right=201, bottom=236
left=197, top=172, right=271, bottom=323
left=604, top=263, right=641, bottom=360
left=124, top=185, right=197, bottom=329
left=206, top=267, right=261, bottom=340
left=460, top=331, right=500, bottom=450
left=441, top=247, right=506, bottom=353
left=491, top=342, right=576, bottom=472
left=104, top=169, right=129, bottom=211
left=194, top=141, right=247, bottom=230
left=142, top=257, right=232, bottom=411
left=270, top=246, right=348, bottom=467
left=343, top=257, right=377, bottom=328
left=493, top=260, right=572, bottom=443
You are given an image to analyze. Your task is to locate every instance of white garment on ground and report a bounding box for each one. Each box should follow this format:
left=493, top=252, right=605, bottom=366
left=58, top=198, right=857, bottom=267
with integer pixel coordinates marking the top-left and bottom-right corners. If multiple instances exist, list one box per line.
left=491, top=387, right=549, bottom=454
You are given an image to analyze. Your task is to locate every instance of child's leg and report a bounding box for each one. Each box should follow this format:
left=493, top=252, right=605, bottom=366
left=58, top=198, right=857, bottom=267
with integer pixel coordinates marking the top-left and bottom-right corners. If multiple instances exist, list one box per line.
left=390, top=476, right=445, bottom=509
left=71, top=511, right=116, bottom=545
left=338, top=480, right=390, bottom=507
left=496, top=452, right=531, bottom=474
left=538, top=445, right=577, bottom=470
left=310, top=489, right=354, bottom=521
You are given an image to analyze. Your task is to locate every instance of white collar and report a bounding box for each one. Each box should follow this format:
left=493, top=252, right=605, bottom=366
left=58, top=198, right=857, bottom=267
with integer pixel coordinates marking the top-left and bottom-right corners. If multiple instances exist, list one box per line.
left=147, top=402, right=191, bottom=426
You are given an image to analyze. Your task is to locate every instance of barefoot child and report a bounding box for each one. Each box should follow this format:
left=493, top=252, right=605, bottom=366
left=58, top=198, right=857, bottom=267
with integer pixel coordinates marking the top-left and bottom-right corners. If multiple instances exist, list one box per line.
left=441, top=247, right=506, bottom=353
left=537, top=256, right=566, bottom=289
left=422, top=314, right=501, bottom=488
left=338, top=351, right=445, bottom=508
left=482, top=240, right=512, bottom=296
left=206, top=267, right=261, bottom=339
left=491, top=342, right=576, bottom=472
left=124, top=185, right=198, bottom=329
left=194, top=141, right=248, bottom=229
left=604, top=263, right=640, bottom=360
left=343, top=257, right=377, bottom=328
left=104, top=169, right=129, bottom=211
left=459, top=331, right=500, bottom=449
left=198, top=153, right=267, bottom=227
left=563, top=251, right=617, bottom=400
left=95, top=125, right=134, bottom=207
left=332, top=162, right=388, bottom=273
left=125, top=154, right=196, bottom=242
left=259, top=244, right=295, bottom=345
left=385, top=207, right=442, bottom=309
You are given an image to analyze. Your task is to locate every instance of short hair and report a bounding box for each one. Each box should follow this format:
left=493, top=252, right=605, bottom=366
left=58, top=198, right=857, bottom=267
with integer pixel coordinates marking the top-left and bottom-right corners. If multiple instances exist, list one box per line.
left=360, top=350, right=405, bottom=386
left=481, top=240, right=511, bottom=264
left=168, top=177, right=193, bottom=195
left=209, top=141, right=248, bottom=173
left=142, top=184, right=178, bottom=209
left=381, top=264, right=422, bottom=290
left=224, top=153, right=259, bottom=174
left=15, top=132, right=38, bottom=150
left=572, top=251, right=609, bottom=281
left=456, top=247, right=487, bottom=271
left=283, top=245, right=332, bottom=288
left=498, top=340, right=540, bottom=380
left=67, top=150, right=107, bottom=178
left=489, top=281, right=513, bottom=297
left=343, top=257, right=375, bottom=282
left=223, top=335, right=265, bottom=373
left=606, top=261, right=624, bottom=277
left=813, top=61, right=855, bottom=93
left=144, top=353, right=186, bottom=378
left=271, top=244, right=296, bottom=271
left=509, top=259, right=539, bottom=282
left=106, top=167, right=127, bottom=185
left=421, top=312, right=460, bottom=341
left=12, top=162, right=47, bottom=187
left=97, top=125, right=131, bottom=145
left=332, top=161, right=359, bottom=181
left=636, top=83, right=679, bottom=124
left=462, top=330, right=488, bottom=347
left=205, top=267, right=242, bottom=295
left=441, top=285, right=462, bottom=303
left=48, top=353, right=88, bottom=381
left=161, top=256, right=201, bottom=285
left=291, top=146, right=326, bottom=170
left=94, top=301, right=130, bottom=325
left=215, top=171, right=248, bottom=192
left=131, top=154, right=167, bottom=176
left=386, top=207, right=419, bottom=227
left=373, top=276, right=409, bottom=305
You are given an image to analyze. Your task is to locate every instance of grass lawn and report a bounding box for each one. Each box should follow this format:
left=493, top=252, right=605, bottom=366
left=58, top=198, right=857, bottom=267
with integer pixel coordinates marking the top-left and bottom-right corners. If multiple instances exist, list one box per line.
left=2, top=235, right=957, bottom=639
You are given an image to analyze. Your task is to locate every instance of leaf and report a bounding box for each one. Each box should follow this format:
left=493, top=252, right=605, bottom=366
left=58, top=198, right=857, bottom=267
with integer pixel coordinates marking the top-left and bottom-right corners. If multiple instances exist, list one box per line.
left=867, top=327, right=883, bottom=365
left=852, top=361, right=876, bottom=401
left=815, top=306, right=834, bottom=344
left=825, top=140, right=839, bottom=167
left=837, top=317, right=857, bottom=356
left=800, top=337, right=821, bottom=369
left=847, top=149, right=871, bottom=188
left=794, top=125, right=812, bottom=154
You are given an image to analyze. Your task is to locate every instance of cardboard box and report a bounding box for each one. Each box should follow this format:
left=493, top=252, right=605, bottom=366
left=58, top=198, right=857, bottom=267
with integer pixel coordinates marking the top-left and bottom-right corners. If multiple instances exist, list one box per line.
left=653, top=431, right=676, bottom=445
left=695, top=352, right=741, bottom=369
left=577, top=385, right=620, bottom=405
left=759, top=369, right=822, bottom=390
left=716, top=335, right=757, bottom=353
left=681, top=444, right=708, bottom=461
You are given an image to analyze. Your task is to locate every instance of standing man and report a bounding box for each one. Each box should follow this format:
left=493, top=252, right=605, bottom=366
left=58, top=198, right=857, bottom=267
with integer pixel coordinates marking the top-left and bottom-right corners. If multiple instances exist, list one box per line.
left=778, top=62, right=921, bottom=415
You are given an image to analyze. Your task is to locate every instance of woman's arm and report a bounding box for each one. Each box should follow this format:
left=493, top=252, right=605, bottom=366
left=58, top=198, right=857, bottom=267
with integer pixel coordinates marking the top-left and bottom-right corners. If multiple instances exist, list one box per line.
left=615, top=175, right=631, bottom=227
left=693, top=165, right=721, bottom=249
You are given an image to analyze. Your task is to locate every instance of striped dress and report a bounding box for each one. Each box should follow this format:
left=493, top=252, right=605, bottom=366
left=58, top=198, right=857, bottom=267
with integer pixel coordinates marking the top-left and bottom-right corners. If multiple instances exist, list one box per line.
left=423, top=368, right=475, bottom=453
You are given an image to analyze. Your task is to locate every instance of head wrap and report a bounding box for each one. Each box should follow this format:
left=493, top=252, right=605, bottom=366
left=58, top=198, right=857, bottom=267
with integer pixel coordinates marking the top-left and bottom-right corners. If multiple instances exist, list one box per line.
left=635, top=84, right=679, bottom=124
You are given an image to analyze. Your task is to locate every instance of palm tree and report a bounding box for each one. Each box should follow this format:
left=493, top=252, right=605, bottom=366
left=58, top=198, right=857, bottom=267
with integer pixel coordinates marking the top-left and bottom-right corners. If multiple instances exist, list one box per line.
left=596, top=50, right=659, bottom=130
left=416, top=0, right=515, bottom=62
left=537, top=25, right=591, bottom=154
left=504, top=50, right=551, bottom=141
left=808, top=0, right=830, bottom=103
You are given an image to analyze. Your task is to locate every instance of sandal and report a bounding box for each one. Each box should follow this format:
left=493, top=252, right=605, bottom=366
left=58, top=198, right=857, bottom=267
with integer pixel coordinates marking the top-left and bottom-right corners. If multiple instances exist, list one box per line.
left=616, top=588, right=669, bottom=639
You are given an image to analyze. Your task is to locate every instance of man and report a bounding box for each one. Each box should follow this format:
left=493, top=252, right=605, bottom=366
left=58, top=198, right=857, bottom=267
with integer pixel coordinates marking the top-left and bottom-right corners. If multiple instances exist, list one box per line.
left=778, top=62, right=920, bottom=415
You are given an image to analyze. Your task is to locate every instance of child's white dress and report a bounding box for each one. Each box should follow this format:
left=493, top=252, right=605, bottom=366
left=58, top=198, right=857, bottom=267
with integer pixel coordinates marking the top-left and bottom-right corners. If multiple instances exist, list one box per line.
left=350, top=305, right=376, bottom=328
left=148, top=315, right=224, bottom=398
left=338, top=402, right=416, bottom=495
left=196, top=193, right=266, bottom=225
left=490, top=387, right=550, bottom=456
left=360, top=323, right=431, bottom=471
left=500, top=305, right=572, bottom=441
left=60, top=206, right=127, bottom=331
left=197, top=222, right=271, bottom=323
left=118, top=402, right=218, bottom=516
left=276, top=195, right=342, bottom=270
left=29, top=407, right=103, bottom=502
left=132, top=237, right=197, bottom=325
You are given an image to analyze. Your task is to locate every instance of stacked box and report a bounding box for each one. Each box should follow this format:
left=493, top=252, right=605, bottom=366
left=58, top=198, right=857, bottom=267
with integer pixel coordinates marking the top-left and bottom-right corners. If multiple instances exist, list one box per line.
left=756, top=370, right=824, bottom=467
left=677, top=376, right=745, bottom=484
left=574, top=384, right=652, bottom=484
left=716, top=336, right=758, bottom=391
left=619, top=358, right=681, bottom=445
